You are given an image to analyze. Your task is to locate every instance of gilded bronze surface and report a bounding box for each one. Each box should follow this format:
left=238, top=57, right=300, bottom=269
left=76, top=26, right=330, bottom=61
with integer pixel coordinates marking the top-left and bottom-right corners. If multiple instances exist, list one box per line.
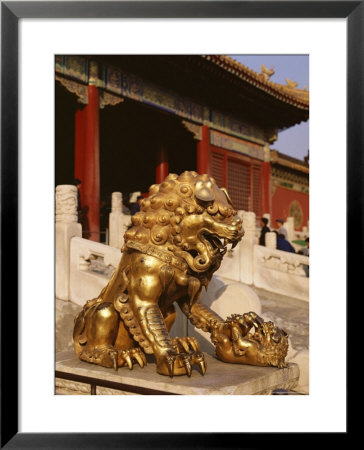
left=73, top=171, right=288, bottom=377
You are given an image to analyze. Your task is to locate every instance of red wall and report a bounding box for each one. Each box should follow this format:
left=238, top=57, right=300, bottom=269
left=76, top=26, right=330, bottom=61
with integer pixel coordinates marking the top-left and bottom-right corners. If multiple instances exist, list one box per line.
left=272, top=186, right=309, bottom=230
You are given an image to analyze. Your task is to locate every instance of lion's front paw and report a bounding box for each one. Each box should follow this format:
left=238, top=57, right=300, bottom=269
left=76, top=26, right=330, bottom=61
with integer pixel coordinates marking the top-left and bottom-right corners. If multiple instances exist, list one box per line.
left=171, top=336, right=200, bottom=354
left=227, top=311, right=264, bottom=334
left=156, top=350, right=206, bottom=377
left=80, top=345, right=147, bottom=371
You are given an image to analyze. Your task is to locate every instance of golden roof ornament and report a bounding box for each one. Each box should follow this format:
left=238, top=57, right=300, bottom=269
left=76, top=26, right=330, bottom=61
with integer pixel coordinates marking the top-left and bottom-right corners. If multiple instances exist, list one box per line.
left=285, top=78, right=299, bottom=89
left=260, top=64, right=275, bottom=80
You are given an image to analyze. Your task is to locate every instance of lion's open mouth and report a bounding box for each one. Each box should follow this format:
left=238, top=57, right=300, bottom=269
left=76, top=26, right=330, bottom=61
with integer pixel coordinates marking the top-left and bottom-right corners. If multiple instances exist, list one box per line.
left=200, top=231, right=234, bottom=257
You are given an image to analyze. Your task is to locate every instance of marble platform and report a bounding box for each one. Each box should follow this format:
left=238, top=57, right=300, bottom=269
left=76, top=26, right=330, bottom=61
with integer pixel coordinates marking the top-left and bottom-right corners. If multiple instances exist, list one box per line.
left=56, top=351, right=299, bottom=395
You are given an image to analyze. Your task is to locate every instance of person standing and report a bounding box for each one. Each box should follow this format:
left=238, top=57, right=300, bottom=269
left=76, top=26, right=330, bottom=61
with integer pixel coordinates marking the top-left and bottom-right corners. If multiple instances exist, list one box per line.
left=259, top=217, right=270, bottom=246
left=275, top=219, right=288, bottom=240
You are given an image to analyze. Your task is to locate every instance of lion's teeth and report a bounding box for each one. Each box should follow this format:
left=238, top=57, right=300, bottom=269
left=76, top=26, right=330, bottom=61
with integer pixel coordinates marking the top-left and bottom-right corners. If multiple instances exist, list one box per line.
left=212, top=236, right=223, bottom=248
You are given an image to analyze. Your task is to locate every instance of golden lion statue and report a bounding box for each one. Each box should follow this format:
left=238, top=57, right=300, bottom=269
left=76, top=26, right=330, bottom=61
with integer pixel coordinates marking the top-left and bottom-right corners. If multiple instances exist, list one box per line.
left=73, top=171, right=288, bottom=377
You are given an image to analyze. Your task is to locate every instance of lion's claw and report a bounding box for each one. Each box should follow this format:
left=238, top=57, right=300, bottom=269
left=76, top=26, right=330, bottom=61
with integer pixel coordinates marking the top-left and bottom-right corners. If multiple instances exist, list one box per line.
left=157, top=350, right=206, bottom=377
left=194, top=352, right=207, bottom=375
left=178, top=339, right=190, bottom=353
left=171, top=336, right=200, bottom=354
left=186, top=337, right=199, bottom=352
left=165, top=353, right=176, bottom=377
left=119, top=347, right=147, bottom=370
left=167, top=337, right=204, bottom=377
left=133, top=349, right=147, bottom=368
left=182, top=355, right=192, bottom=377
left=225, top=312, right=264, bottom=337
left=242, top=312, right=264, bottom=329
left=120, top=351, right=133, bottom=369
left=79, top=345, right=147, bottom=371
left=111, top=351, right=118, bottom=370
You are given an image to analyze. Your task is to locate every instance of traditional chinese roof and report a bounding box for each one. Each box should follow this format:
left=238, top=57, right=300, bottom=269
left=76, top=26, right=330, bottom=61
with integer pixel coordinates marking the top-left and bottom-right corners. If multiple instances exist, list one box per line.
left=270, top=150, right=309, bottom=174
left=203, top=55, right=309, bottom=111
left=185, top=55, right=309, bottom=129
left=56, top=54, right=309, bottom=132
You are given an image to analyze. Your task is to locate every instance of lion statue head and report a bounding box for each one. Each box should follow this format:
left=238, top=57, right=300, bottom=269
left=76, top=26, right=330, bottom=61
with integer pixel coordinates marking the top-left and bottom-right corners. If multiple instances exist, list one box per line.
left=124, top=171, right=244, bottom=274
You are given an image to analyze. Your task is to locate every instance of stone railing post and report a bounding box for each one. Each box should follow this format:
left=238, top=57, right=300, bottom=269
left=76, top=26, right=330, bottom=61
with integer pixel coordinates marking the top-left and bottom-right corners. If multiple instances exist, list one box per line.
left=240, top=211, right=256, bottom=284
left=265, top=231, right=277, bottom=249
left=56, top=185, right=82, bottom=300
left=286, top=216, right=295, bottom=241
left=109, top=192, right=122, bottom=248
left=109, top=192, right=131, bottom=249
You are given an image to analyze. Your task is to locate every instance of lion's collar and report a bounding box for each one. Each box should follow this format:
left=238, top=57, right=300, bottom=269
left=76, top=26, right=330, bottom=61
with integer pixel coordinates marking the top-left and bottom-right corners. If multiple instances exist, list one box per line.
left=124, top=240, right=189, bottom=272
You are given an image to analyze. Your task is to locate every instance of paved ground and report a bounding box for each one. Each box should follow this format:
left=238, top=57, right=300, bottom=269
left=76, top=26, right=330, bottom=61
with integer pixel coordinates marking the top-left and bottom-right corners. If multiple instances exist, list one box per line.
left=248, top=286, right=309, bottom=394
left=251, top=286, right=309, bottom=353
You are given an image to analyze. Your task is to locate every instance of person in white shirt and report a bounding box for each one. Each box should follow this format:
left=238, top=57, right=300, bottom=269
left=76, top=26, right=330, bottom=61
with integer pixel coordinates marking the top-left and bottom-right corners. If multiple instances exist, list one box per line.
left=275, top=219, right=288, bottom=239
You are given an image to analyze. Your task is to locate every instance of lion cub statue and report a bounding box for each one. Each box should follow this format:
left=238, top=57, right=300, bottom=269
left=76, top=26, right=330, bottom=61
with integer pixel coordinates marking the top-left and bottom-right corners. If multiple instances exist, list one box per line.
left=74, top=171, right=288, bottom=377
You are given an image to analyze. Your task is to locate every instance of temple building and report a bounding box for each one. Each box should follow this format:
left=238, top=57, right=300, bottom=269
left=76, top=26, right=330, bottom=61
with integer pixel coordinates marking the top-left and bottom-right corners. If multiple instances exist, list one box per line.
left=270, top=149, right=309, bottom=230
left=55, top=55, right=309, bottom=241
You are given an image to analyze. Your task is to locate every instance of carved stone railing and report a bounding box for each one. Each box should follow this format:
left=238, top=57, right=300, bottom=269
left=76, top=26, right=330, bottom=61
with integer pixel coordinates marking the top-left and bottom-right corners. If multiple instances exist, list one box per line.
left=216, top=211, right=309, bottom=301
left=108, top=192, right=131, bottom=249
left=69, top=237, right=122, bottom=305
left=253, top=245, right=309, bottom=301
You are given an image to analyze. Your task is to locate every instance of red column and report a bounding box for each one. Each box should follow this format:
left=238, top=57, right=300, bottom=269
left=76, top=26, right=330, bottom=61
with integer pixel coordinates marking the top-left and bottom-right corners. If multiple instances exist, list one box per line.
left=74, top=109, right=85, bottom=189
left=263, top=161, right=271, bottom=216
left=74, top=85, right=100, bottom=241
left=156, top=144, right=169, bottom=184
left=197, top=125, right=210, bottom=175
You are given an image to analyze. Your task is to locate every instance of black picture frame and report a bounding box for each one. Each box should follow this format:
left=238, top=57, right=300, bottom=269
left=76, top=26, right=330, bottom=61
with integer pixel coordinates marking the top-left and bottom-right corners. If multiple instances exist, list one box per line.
left=1, top=1, right=354, bottom=447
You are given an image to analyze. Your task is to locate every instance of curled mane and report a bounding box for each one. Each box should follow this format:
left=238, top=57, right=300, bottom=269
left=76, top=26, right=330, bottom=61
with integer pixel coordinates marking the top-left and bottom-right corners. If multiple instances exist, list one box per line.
left=123, top=171, right=237, bottom=249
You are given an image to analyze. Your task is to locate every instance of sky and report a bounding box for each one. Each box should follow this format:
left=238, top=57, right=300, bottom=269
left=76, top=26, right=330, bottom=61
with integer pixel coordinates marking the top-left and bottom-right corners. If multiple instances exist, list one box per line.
left=229, top=55, right=309, bottom=161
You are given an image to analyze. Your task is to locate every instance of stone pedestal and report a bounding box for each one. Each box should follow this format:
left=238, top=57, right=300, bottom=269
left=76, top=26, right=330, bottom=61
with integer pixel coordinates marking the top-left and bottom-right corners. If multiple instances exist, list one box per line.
left=56, top=185, right=82, bottom=300
left=56, top=351, right=299, bottom=395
